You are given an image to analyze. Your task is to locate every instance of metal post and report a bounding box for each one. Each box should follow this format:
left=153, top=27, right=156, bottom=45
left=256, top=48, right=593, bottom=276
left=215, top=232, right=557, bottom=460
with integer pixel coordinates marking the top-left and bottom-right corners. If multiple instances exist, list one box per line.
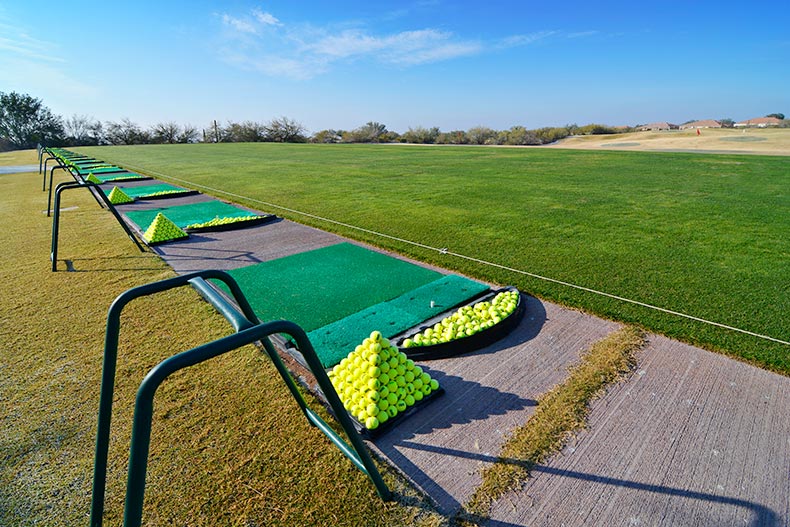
left=42, top=156, right=57, bottom=190
left=51, top=181, right=145, bottom=272
left=91, top=274, right=391, bottom=527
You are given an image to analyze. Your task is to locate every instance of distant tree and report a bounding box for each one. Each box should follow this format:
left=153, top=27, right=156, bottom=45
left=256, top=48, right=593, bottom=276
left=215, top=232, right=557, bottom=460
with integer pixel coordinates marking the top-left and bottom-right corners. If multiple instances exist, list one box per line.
left=576, top=123, right=617, bottom=135
left=105, top=118, right=149, bottom=145
left=311, top=129, right=342, bottom=143
left=178, top=125, right=199, bottom=143
left=400, top=126, right=440, bottom=144
left=264, top=116, right=307, bottom=143
left=766, top=113, right=784, bottom=120
left=534, top=127, right=570, bottom=144
left=435, top=130, right=469, bottom=144
left=223, top=121, right=267, bottom=142
left=346, top=122, right=388, bottom=143
left=503, top=126, right=546, bottom=145
left=719, top=118, right=735, bottom=128
left=151, top=121, right=181, bottom=144
left=64, top=114, right=103, bottom=145
left=466, top=126, right=497, bottom=145
left=0, top=91, right=64, bottom=150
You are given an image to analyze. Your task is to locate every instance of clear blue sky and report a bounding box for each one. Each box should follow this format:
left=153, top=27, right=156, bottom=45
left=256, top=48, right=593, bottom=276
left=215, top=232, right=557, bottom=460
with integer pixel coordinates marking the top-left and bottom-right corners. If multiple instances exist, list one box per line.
left=1, top=1, right=788, bottom=133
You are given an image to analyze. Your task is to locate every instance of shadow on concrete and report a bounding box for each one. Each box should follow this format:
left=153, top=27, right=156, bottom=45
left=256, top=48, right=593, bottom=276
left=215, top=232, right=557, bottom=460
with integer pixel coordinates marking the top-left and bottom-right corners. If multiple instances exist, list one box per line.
left=392, top=442, right=781, bottom=527
left=465, top=294, right=548, bottom=357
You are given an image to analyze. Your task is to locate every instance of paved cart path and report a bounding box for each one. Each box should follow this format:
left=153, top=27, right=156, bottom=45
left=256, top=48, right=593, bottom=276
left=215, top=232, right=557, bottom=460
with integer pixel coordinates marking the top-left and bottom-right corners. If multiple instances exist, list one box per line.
left=113, top=177, right=790, bottom=527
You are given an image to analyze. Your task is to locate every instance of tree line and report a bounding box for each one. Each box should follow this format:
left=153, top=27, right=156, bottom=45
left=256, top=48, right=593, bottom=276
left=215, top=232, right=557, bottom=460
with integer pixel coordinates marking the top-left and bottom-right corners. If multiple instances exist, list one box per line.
left=2, top=91, right=787, bottom=152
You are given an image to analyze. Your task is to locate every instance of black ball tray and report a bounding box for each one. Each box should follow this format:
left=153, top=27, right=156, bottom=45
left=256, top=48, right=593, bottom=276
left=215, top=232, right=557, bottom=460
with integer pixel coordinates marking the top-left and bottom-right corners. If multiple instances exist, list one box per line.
left=396, top=286, right=525, bottom=361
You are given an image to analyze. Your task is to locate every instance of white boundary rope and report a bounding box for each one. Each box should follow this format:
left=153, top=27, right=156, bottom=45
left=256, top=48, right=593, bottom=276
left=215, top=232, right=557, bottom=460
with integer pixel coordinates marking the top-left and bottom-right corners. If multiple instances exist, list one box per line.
left=121, top=162, right=789, bottom=347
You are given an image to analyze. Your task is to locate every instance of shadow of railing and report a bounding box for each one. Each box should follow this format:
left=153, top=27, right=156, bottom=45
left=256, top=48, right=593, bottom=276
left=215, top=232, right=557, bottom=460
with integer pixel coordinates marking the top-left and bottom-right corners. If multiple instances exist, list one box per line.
left=393, top=441, right=781, bottom=527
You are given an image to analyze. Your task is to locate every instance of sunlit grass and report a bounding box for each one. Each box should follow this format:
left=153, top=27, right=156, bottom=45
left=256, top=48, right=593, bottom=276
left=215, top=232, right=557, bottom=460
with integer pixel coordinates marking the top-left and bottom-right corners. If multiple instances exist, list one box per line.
left=80, top=143, right=790, bottom=374
left=0, top=151, right=443, bottom=527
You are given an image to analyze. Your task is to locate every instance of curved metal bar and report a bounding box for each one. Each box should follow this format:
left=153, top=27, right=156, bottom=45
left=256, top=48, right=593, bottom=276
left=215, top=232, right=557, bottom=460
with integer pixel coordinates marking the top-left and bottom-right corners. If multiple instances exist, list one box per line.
left=90, top=271, right=261, bottom=527
left=42, top=156, right=57, bottom=190
left=46, top=165, right=70, bottom=216
left=91, top=275, right=390, bottom=527
left=51, top=181, right=144, bottom=272
left=121, top=320, right=390, bottom=527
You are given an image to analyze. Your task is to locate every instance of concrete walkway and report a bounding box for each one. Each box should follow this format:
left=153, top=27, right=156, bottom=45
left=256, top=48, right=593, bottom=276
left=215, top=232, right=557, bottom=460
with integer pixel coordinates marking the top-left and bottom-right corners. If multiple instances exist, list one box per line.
left=112, top=181, right=789, bottom=527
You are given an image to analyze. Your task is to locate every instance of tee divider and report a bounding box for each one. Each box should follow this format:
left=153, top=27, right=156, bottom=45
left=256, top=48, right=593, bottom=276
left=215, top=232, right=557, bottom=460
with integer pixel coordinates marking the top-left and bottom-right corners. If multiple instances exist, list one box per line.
left=90, top=270, right=390, bottom=527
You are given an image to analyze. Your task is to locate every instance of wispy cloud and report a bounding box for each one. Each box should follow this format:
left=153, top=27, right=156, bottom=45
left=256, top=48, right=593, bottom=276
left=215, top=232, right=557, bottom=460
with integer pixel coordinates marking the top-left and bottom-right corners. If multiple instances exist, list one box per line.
left=253, top=8, right=281, bottom=26
left=0, top=21, right=96, bottom=98
left=567, top=30, right=599, bottom=39
left=499, top=31, right=558, bottom=48
left=0, top=24, right=65, bottom=63
left=215, top=7, right=560, bottom=80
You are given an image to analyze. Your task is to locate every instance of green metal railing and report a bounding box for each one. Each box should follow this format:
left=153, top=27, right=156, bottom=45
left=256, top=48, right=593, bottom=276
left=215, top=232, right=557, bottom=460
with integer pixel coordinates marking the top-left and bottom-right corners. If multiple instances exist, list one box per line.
left=50, top=180, right=145, bottom=271
left=90, top=271, right=390, bottom=527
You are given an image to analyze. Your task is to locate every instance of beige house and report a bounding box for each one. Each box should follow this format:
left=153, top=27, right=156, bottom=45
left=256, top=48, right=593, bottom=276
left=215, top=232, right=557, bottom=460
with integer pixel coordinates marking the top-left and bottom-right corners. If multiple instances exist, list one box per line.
left=734, top=116, right=782, bottom=128
left=636, top=122, right=678, bottom=131
left=679, top=119, right=722, bottom=130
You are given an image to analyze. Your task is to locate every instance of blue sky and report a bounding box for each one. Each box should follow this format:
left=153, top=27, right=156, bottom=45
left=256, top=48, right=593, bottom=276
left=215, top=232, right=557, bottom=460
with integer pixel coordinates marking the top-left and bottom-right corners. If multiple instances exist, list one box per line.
left=1, top=1, right=788, bottom=133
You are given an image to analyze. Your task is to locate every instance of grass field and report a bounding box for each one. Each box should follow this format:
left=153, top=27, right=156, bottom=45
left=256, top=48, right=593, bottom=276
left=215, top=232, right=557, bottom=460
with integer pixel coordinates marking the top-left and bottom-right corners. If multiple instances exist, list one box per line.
left=0, top=150, right=442, bottom=527
left=77, top=142, right=790, bottom=375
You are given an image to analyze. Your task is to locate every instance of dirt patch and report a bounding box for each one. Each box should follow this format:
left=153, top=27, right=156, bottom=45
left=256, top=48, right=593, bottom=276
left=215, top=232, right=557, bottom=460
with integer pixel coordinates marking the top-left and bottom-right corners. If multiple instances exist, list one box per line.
left=549, top=128, right=790, bottom=156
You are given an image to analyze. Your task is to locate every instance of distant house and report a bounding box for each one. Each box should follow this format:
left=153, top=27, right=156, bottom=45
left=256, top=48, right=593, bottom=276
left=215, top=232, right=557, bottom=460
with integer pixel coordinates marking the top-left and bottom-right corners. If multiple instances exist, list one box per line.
left=679, top=119, right=721, bottom=130
left=636, top=122, right=678, bottom=131
left=734, top=117, right=782, bottom=128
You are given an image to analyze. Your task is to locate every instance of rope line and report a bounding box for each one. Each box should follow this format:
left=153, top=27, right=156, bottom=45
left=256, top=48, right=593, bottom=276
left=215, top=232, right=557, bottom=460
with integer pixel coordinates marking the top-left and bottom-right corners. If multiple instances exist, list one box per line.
left=120, top=162, right=790, bottom=347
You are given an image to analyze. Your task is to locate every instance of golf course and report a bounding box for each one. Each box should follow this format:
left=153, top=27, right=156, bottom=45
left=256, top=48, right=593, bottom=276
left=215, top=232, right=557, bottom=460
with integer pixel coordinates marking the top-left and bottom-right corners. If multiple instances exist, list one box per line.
left=78, top=141, right=790, bottom=374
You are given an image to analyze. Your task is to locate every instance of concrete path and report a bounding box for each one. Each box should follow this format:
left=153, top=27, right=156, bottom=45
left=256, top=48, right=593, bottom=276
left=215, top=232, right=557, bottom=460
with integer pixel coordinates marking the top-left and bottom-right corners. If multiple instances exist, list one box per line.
left=112, top=178, right=790, bottom=527
left=485, top=335, right=790, bottom=527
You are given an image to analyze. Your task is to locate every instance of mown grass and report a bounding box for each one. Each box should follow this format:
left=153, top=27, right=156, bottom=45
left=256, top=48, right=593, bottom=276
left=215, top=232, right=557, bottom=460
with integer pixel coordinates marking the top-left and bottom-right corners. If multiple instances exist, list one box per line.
left=79, top=143, right=790, bottom=375
left=0, top=150, right=444, bottom=527
left=457, top=327, right=645, bottom=525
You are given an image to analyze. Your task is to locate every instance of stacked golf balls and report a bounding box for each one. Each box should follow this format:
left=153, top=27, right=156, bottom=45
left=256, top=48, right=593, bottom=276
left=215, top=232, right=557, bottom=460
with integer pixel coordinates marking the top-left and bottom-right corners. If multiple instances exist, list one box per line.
left=328, top=330, right=439, bottom=430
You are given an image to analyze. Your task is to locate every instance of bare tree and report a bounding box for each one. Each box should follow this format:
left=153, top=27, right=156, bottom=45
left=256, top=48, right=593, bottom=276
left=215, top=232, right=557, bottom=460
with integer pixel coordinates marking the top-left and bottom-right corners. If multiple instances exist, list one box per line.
left=265, top=116, right=307, bottom=142
left=105, top=118, right=148, bottom=145
left=151, top=121, right=181, bottom=144
left=178, top=124, right=199, bottom=143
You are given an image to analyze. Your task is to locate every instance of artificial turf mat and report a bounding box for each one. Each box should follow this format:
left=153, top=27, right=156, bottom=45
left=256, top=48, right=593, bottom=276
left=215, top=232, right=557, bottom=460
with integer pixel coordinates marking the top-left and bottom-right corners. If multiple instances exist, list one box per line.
left=221, top=242, right=443, bottom=334
left=102, top=183, right=193, bottom=200
left=86, top=172, right=150, bottom=183
left=307, top=274, right=490, bottom=368
left=76, top=167, right=124, bottom=174
left=124, top=200, right=262, bottom=231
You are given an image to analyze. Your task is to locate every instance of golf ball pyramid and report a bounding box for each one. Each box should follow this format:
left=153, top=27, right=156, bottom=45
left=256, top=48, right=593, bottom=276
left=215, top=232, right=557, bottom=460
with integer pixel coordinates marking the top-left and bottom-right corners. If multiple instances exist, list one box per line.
left=328, top=330, right=440, bottom=430
left=402, top=289, right=519, bottom=348
left=108, top=186, right=134, bottom=205
left=143, top=212, right=188, bottom=243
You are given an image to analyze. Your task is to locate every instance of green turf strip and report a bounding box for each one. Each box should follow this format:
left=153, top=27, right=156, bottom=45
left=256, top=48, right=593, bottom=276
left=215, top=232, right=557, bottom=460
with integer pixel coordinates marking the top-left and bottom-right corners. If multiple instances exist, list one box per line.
left=89, top=172, right=149, bottom=183
left=76, top=167, right=123, bottom=174
left=222, top=242, right=442, bottom=333
left=125, top=200, right=259, bottom=230
left=308, top=274, right=489, bottom=367
left=102, top=183, right=189, bottom=199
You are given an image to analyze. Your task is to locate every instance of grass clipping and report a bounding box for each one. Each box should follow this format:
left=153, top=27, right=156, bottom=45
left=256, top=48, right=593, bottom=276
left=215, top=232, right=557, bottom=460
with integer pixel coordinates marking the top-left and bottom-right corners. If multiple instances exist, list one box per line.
left=460, top=326, right=645, bottom=524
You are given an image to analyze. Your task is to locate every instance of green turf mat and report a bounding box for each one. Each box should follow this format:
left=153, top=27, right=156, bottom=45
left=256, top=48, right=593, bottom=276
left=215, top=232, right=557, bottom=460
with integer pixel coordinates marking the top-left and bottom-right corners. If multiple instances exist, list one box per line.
left=125, top=200, right=260, bottom=231
left=102, top=183, right=191, bottom=200
left=222, top=243, right=442, bottom=333
left=87, top=172, right=149, bottom=183
left=77, top=167, right=124, bottom=174
left=307, top=274, right=489, bottom=367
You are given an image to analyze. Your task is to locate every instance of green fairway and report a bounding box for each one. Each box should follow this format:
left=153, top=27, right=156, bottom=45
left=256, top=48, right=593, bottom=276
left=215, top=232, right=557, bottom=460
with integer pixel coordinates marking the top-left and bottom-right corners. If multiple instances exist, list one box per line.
left=0, top=151, right=442, bottom=527
left=78, top=143, right=790, bottom=374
